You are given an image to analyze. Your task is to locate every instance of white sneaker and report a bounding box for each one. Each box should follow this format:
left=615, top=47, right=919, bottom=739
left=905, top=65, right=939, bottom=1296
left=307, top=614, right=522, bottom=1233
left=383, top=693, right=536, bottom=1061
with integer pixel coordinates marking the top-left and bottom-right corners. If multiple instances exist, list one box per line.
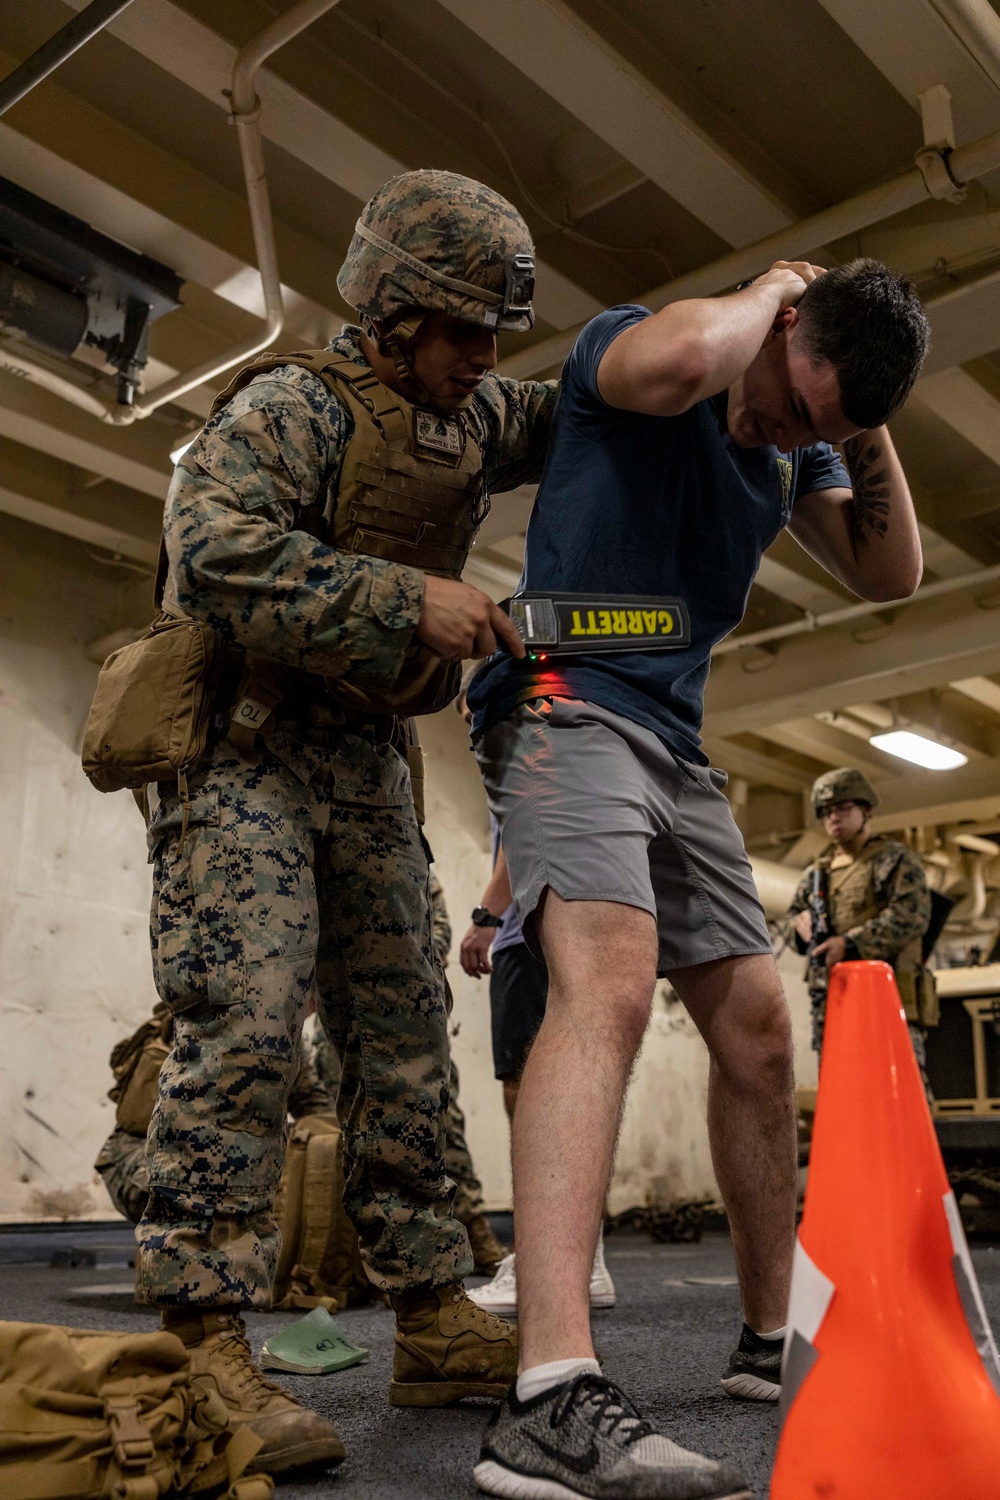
left=469, top=1238, right=616, bottom=1316
left=469, top=1252, right=519, bottom=1316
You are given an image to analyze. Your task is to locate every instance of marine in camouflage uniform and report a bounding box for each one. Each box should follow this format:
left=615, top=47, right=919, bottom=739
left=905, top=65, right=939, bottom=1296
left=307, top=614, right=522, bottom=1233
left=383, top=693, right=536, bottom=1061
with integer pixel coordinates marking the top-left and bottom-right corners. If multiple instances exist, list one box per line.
left=133, top=170, right=552, bottom=1458
left=781, top=768, right=935, bottom=1087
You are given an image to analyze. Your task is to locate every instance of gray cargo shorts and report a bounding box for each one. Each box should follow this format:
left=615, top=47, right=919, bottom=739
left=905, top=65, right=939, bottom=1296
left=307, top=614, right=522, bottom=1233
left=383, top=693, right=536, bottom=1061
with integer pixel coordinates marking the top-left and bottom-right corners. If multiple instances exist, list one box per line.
left=475, top=697, right=772, bottom=976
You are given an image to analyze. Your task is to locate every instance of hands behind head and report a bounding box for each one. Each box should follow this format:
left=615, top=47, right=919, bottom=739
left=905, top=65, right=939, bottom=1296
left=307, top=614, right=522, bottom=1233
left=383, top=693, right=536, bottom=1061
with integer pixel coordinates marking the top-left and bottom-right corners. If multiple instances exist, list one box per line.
left=755, top=260, right=827, bottom=314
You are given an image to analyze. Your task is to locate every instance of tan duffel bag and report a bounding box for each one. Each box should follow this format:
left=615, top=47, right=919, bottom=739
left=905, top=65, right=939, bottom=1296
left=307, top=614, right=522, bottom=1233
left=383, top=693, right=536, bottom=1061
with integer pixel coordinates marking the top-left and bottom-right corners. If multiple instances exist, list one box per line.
left=0, top=1320, right=272, bottom=1500
left=272, top=1114, right=371, bottom=1313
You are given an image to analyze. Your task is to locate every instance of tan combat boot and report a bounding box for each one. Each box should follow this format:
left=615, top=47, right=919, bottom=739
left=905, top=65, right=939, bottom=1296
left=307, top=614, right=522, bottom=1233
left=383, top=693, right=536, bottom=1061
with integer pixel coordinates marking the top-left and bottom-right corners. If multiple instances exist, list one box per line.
left=388, top=1282, right=518, bottom=1407
left=462, top=1213, right=509, bottom=1276
left=163, top=1309, right=346, bottom=1475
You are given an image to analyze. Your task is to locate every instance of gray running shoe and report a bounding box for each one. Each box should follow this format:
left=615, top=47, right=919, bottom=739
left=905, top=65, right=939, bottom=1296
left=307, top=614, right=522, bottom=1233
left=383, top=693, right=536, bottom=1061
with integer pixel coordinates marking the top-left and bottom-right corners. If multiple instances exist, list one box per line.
left=473, top=1371, right=751, bottom=1499
left=720, top=1324, right=783, bottom=1402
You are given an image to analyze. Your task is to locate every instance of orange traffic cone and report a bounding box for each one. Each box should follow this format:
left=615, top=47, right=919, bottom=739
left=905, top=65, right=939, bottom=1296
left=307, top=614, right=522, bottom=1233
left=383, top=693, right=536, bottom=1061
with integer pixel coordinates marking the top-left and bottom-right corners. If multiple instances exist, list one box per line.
left=771, top=959, right=1000, bottom=1499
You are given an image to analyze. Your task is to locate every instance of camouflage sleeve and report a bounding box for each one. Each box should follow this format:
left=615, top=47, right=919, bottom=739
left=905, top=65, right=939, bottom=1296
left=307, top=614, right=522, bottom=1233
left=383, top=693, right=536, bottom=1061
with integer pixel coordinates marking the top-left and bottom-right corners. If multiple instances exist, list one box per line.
left=847, top=846, right=932, bottom=961
left=428, top=871, right=452, bottom=968
left=474, top=376, right=560, bottom=493
left=775, top=870, right=811, bottom=948
left=287, top=1029, right=334, bottom=1119
left=164, top=366, right=425, bottom=687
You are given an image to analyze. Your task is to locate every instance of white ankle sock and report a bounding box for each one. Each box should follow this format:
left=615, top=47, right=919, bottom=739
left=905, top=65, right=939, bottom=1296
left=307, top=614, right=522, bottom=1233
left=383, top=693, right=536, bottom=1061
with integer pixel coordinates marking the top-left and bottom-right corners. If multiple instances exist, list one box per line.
left=516, top=1358, right=600, bottom=1403
left=753, top=1325, right=786, bottom=1341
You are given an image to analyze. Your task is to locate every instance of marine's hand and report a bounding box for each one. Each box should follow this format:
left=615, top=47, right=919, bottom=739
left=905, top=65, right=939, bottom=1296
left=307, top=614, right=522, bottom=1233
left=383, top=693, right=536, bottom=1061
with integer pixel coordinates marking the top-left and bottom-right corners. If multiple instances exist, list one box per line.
left=417, top=575, right=526, bottom=661
left=755, top=260, right=824, bottom=309
left=812, top=934, right=848, bottom=969
left=795, top=910, right=813, bottom=944
left=460, top=923, right=494, bottom=978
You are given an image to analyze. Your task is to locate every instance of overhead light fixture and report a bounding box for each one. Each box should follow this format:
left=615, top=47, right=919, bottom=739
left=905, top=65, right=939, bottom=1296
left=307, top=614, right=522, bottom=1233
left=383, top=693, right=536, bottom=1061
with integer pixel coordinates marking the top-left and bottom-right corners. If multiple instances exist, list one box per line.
left=869, top=729, right=968, bottom=771
left=169, top=436, right=195, bottom=465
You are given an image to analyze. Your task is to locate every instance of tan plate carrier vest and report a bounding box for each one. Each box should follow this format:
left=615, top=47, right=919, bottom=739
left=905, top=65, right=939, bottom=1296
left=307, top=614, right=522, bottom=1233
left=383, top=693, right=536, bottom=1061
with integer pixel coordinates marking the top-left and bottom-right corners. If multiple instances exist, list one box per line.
left=210, top=348, right=490, bottom=722
left=826, top=840, right=939, bottom=1027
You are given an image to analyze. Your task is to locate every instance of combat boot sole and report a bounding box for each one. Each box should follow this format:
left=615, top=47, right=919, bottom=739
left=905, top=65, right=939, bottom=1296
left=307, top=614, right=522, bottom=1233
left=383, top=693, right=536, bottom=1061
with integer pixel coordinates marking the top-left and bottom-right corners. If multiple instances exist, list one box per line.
left=245, top=1431, right=346, bottom=1475
left=390, top=1375, right=513, bottom=1407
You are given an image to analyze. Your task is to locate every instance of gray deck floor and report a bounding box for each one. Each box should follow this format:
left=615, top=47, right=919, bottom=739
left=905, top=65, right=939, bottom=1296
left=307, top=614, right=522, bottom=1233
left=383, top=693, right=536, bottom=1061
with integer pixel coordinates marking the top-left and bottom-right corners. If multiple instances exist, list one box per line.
left=3, top=1228, right=999, bottom=1498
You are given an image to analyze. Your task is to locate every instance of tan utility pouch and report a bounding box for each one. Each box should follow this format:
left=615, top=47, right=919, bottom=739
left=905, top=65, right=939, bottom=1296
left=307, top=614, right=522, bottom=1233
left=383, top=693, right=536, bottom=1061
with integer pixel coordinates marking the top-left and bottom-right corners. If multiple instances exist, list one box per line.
left=0, top=1320, right=272, bottom=1500
left=82, top=610, right=224, bottom=794
left=272, top=1114, right=370, bottom=1313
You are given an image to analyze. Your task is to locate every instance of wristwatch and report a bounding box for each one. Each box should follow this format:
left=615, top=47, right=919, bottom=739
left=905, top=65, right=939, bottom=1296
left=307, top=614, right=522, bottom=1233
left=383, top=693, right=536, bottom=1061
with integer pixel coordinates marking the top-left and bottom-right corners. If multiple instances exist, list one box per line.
left=471, top=906, right=504, bottom=928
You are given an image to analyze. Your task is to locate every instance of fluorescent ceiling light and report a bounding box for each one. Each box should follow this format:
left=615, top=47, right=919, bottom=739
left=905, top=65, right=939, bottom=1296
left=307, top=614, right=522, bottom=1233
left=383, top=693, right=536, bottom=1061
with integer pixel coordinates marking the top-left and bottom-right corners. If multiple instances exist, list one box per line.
left=869, top=730, right=968, bottom=771
left=169, top=437, right=196, bottom=465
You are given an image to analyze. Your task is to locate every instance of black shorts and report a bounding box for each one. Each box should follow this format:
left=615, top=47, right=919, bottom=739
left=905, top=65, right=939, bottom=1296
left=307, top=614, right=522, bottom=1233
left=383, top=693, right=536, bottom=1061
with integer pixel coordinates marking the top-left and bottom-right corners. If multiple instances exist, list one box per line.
left=489, top=941, right=549, bottom=1080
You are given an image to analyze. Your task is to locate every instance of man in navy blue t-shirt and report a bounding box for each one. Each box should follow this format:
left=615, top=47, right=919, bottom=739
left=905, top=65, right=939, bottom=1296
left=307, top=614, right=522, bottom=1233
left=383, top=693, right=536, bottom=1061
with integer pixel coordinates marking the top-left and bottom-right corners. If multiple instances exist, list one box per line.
left=468, top=259, right=929, bottom=1499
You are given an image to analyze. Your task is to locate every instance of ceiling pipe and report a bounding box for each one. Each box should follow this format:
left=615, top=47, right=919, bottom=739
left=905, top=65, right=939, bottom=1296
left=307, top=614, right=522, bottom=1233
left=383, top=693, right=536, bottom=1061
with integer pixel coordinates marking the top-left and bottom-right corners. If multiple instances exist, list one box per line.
left=499, top=121, right=1000, bottom=382
left=0, top=0, right=339, bottom=427
left=713, top=560, right=1000, bottom=657
left=927, top=0, right=1000, bottom=93
left=125, top=0, right=341, bottom=423
left=0, top=342, right=116, bottom=422
left=0, top=0, right=136, bottom=117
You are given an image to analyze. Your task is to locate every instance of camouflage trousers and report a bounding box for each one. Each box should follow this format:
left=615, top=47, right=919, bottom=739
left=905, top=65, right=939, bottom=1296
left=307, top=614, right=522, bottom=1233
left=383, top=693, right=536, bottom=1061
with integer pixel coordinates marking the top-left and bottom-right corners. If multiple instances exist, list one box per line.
left=313, top=1012, right=484, bottom=1221
left=136, top=738, right=471, bottom=1307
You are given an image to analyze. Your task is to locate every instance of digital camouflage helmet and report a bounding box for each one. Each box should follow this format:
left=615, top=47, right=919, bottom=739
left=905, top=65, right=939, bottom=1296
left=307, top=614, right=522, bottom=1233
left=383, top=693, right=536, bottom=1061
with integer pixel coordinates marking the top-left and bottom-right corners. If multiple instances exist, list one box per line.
left=811, top=767, right=880, bottom=815
left=337, top=169, right=535, bottom=401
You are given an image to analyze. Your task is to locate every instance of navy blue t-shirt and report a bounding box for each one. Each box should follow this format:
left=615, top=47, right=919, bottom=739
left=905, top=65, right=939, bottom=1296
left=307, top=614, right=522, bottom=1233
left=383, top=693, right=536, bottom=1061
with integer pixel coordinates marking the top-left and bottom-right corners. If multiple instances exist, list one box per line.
left=469, top=305, right=850, bottom=762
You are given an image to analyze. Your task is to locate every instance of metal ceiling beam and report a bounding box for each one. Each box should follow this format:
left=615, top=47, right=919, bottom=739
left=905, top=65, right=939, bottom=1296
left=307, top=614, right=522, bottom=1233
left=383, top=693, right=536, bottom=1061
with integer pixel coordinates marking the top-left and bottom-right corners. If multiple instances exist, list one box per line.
left=753, top=718, right=905, bottom=776
left=755, top=556, right=846, bottom=614
left=62, top=0, right=601, bottom=332
left=815, top=0, right=1000, bottom=145
left=435, top=0, right=796, bottom=246
left=0, top=374, right=170, bottom=499
left=921, top=265, right=1000, bottom=373
left=704, top=591, right=1000, bottom=737
left=0, top=0, right=136, bottom=116
left=0, top=440, right=160, bottom=563
left=914, top=368, right=1000, bottom=476
left=870, top=759, right=1000, bottom=828
left=0, top=481, right=157, bottom=565
left=952, top=676, right=1000, bottom=714
left=700, top=738, right=814, bottom=795
left=893, top=686, right=1000, bottom=758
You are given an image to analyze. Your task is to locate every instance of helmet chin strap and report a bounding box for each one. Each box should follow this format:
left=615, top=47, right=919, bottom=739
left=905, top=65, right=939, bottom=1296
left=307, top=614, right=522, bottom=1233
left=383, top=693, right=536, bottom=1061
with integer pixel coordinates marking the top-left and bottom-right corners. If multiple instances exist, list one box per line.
left=364, top=314, right=476, bottom=412
left=366, top=314, right=433, bottom=405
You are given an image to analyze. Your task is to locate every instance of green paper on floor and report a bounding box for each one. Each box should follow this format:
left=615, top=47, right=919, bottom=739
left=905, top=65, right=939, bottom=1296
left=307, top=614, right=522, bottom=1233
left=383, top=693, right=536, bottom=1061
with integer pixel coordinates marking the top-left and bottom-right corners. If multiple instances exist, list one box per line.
left=260, top=1306, right=369, bottom=1375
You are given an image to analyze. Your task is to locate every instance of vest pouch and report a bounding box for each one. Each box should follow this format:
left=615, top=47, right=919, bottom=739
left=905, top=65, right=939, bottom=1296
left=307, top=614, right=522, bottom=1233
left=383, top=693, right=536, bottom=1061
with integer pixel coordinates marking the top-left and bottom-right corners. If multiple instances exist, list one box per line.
left=82, top=613, right=223, bottom=793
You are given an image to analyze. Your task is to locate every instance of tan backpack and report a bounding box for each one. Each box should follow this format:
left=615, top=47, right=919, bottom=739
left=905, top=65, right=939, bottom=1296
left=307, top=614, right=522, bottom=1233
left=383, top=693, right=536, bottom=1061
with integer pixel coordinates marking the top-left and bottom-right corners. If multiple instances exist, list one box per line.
left=108, top=1011, right=173, bottom=1138
left=272, top=1114, right=371, bottom=1313
left=0, top=1321, right=272, bottom=1500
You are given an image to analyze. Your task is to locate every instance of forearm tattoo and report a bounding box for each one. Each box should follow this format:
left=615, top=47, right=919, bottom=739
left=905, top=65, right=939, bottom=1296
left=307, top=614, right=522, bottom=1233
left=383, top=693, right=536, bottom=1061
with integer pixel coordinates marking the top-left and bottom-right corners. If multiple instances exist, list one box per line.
left=844, top=434, right=891, bottom=540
